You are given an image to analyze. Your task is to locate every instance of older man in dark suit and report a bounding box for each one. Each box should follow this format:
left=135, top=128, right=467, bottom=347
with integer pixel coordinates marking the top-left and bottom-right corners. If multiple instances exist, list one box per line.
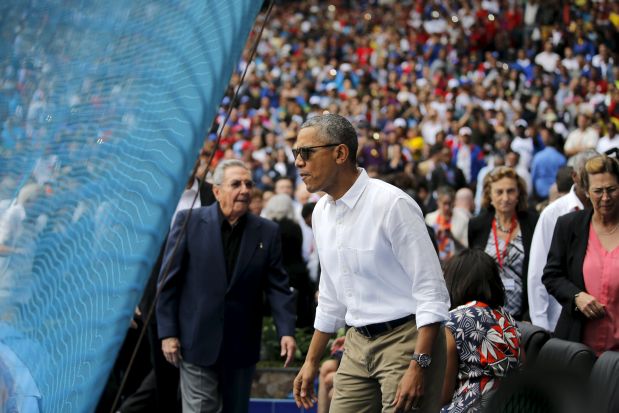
left=157, top=159, right=297, bottom=413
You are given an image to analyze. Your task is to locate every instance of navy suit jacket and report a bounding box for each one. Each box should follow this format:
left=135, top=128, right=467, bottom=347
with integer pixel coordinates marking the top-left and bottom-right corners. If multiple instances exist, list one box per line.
left=156, top=203, right=296, bottom=368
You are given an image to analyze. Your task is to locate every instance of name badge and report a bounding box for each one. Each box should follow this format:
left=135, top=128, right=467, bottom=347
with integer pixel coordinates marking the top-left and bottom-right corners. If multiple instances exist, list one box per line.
left=503, top=278, right=516, bottom=291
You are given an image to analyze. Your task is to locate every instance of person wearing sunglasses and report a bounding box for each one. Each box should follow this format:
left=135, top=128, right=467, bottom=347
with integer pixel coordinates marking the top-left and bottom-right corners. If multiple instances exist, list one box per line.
left=157, top=159, right=297, bottom=413
left=292, top=114, right=450, bottom=413
left=543, top=155, right=619, bottom=354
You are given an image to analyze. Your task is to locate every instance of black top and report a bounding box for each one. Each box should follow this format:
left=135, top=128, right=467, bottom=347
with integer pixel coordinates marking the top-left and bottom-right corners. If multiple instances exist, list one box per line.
left=218, top=207, right=247, bottom=282
left=542, top=209, right=593, bottom=343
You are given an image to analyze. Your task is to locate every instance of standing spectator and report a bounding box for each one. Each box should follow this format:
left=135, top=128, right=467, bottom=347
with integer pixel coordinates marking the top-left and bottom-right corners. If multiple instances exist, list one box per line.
left=157, top=160, right=297, bottom=413
left=431, top=145, right=467, bottom=192
left=425, top=186, right=469, bottom=263
left=454, top=187, right=475, bottom=217
left=543, top=155, right=619, bottom=354
left=527, top=150, right=597, bottom=331
left=451, top=126, right=485, bottom=186
left=510, top=119, right=534, bottom=170
left=531, top=128, right=566, bottom=200
left=534, top=41, right=561, bottom=73
left=468, top=166, right=538, bottom=320
left=564, top=113, right=600, bottom=158
left=440, top=249, right=521, bottom=413
left=292, top=114, right=450, bottom=413
left=262, top=194, right=316, bottom=328
left=249, top=187, right=264, bottom=216
left=596, top=123, right=619, bottom=155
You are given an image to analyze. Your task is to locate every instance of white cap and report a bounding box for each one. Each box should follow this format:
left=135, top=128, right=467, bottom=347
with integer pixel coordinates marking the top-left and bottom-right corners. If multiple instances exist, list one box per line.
left=459, top=126, right=472, bottom=136
left=394, top=118, right=407, bottom=128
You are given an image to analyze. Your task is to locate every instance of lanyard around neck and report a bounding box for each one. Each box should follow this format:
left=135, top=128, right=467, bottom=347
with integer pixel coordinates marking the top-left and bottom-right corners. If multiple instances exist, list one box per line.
left=492, top=215, right=517, bottom=270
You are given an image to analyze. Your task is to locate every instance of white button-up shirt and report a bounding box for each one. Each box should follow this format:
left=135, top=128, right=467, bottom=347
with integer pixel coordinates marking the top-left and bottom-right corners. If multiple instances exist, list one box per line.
left=312, top=169, right=450, bottom=333
left=527, top=185, right=585, bottom=331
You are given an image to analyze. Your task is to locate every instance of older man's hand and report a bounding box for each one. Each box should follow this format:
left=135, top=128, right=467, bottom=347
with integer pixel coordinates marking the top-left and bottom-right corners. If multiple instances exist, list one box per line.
left=162, top=337, right=182, bottom=367
left=280, top=335, right=297, bottom=367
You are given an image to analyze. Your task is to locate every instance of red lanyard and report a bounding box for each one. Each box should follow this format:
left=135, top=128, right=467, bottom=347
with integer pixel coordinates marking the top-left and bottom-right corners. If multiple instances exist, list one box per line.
left=492, top=215, right=517, bottom=270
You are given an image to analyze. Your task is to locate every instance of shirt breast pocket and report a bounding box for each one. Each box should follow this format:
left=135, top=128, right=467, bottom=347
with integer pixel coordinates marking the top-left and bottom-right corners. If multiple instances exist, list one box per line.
left=340, top=247, right=377, bottom=278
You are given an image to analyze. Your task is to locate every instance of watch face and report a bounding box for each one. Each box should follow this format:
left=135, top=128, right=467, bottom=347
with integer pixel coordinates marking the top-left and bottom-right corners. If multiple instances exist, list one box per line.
left=414, top=353, right=432, bottom=368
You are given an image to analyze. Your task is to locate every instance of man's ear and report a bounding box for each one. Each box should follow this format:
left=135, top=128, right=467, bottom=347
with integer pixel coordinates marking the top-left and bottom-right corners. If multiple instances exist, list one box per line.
left=333, top=144, right=349, bottom=165
left=212, top=185, right=221, bottom=201
left=571, top=170, right=579, bottom=186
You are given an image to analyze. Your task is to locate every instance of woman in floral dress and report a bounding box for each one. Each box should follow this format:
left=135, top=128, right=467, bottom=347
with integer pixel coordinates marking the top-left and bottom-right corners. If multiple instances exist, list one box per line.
left=440, top=249, right=521, bottom=412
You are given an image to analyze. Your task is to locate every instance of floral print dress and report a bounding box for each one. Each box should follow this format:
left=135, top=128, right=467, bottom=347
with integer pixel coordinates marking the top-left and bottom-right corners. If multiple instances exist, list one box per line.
left=441, top=301, right=521, bottom=413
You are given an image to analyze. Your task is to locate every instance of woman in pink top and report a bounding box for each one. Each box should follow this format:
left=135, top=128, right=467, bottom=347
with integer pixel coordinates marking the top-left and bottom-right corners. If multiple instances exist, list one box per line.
left=543, top=155, right=619, bottom=353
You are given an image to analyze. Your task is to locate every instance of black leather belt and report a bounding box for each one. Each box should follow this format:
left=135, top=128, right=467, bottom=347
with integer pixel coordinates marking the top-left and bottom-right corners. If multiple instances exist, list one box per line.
left=354, top=314, right=415, bottom=339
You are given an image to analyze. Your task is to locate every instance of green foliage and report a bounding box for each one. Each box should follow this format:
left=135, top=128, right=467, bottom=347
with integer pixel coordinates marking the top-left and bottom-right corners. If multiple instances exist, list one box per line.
left=259, top=317, right=324, bottom=368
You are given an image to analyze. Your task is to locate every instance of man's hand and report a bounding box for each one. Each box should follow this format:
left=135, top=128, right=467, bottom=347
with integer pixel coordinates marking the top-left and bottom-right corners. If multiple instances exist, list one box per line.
left=280, top=335, right=296, bottom=367
left=162, top=337, right=182, bottom=367
left=293, top=361, right=319, bottom=409
left=392, top=362, right=425, bottom=412
left=129, top=307, right=142, bottom=329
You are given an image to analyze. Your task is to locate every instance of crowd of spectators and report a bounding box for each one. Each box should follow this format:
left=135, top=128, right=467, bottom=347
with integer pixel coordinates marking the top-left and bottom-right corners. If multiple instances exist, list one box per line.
left=208, top=0, right=617, bottom=215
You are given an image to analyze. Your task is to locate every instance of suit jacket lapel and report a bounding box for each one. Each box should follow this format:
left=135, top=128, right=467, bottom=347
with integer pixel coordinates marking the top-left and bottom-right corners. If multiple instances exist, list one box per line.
left=227, top=214, right=261, bottom=292
left=572, top=209, right=593, bottom=289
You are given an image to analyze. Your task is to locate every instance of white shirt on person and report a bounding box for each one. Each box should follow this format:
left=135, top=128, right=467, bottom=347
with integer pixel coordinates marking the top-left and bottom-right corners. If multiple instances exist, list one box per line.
left=170, top=178, right=201, bottom=228
left=312, top=168, right=450, bottom=333
left=527, top=185, right=584, bottom=331
left=596, top=133, right=619, bottom=155
left=564, top=127, right=599, bottom=154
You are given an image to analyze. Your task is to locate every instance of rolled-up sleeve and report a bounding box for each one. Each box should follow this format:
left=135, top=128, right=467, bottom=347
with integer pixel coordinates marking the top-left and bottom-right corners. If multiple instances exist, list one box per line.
left=388, top=198, right=450, bottom=328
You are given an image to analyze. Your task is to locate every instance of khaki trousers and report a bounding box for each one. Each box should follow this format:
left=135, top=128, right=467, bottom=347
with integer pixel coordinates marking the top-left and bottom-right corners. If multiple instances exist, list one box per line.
left=330, top=320, right=446, bottom=413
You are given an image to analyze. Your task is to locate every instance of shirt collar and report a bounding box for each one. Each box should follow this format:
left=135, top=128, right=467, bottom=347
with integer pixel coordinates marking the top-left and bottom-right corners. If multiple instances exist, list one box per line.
left=217, top=204, right=247, bottom=228
left=565, top=185, right=585, bottom=210
left=328, top=168, right=368, bottom=210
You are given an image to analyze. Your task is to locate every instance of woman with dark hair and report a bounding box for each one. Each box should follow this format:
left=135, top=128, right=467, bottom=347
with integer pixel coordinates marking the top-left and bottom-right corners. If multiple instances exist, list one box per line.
left=543, top=155, right=619, bottom=353
left=468, top=166, right=538, bottom=319
left=441, top=249, right=521, bottom=413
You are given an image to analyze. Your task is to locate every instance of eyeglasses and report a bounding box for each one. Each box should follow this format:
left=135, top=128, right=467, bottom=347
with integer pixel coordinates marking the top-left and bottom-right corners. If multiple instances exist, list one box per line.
left=225, top=179, right=255, bottom=190
left=292, top=144, right=339, bottom=162
left=589, top=186, right=619, bottom=198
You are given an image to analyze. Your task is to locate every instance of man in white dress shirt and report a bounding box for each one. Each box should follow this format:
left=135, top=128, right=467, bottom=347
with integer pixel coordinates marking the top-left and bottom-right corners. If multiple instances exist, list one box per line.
left=292, top=114, right=450, bottom=413
left=527, top=150, right=597, bottom=331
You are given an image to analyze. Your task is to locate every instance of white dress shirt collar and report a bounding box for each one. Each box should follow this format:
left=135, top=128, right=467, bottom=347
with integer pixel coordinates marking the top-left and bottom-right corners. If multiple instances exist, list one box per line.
left=327, top=168, right=368, bottom=210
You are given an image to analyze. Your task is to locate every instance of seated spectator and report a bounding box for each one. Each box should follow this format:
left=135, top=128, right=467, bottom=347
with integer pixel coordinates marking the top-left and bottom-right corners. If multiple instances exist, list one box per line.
left=441, top=249, right=521, bottom=413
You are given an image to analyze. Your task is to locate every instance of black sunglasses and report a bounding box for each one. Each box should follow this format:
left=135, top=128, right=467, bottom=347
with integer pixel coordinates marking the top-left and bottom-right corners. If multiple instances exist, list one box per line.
left=292, top=143, right=339, bottom=161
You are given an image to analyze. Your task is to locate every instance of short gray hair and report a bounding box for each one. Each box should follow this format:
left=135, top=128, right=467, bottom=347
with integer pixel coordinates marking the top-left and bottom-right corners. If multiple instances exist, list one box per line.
left=212, top=159, right=248, bottom=185
left=262, top=194, right=297, bottom=222
left=300, top=113, right=358, bottom=164
left=568, top=149, right=599, bottom=177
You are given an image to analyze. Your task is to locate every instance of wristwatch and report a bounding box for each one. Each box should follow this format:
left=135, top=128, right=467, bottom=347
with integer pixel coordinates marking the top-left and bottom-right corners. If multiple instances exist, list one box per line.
left=412, top=353, right=432, bottom=368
